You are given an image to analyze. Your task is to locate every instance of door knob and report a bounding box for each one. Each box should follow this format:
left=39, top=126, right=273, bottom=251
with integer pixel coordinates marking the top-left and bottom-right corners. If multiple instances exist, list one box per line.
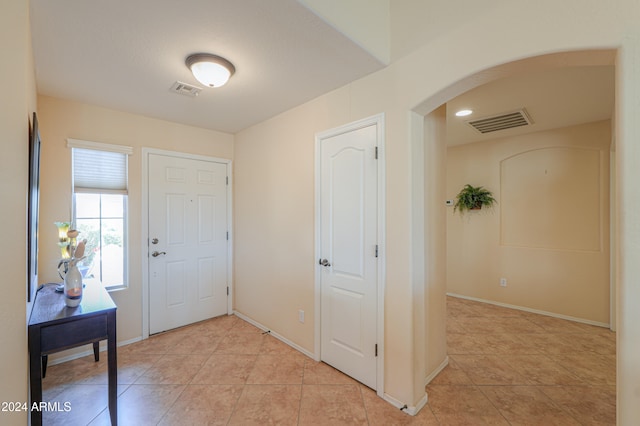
left=319, top=258, right=331, bottom=267
left=151, top=251, right=166, bottom=257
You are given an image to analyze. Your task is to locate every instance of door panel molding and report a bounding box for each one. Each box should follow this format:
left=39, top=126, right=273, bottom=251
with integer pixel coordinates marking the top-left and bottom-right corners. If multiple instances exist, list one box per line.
left=141, top=148, right=233, bottom=340
left=314, top=113, right=385, bottom=396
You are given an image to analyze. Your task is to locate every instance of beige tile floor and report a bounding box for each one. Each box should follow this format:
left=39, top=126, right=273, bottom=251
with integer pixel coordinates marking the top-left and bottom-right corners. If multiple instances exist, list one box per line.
left=42, top=296, right=616, bottom=425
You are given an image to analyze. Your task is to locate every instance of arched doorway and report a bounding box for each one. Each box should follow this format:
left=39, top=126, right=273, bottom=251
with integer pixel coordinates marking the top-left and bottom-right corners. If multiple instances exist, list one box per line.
left=412, top=47, right=618, bottom=398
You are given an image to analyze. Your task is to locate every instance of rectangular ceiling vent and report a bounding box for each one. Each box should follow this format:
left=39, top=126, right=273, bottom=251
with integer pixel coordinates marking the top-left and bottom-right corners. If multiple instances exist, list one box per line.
left=170, top=81, right=201, bottom=97
left=466, top=109, right=533, bottom=134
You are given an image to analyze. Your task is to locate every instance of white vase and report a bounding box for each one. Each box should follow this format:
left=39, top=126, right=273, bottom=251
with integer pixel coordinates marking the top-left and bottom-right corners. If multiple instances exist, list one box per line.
left=64, top=262, right=83, bottom=307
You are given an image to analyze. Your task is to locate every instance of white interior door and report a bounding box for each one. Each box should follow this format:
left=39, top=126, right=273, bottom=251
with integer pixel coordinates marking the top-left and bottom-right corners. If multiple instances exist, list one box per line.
left=319, top=122, right=379, bottom=389
left=148, top=153, right=228, bottom=334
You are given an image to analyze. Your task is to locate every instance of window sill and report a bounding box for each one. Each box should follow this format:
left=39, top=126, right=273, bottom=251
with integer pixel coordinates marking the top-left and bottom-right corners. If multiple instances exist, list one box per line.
left=106, top=284, right=128, bottom=293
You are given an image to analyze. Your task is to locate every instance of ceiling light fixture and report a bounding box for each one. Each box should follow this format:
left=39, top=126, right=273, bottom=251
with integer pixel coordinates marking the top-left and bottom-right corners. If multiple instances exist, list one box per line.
left=186, top=53, right=235, bottom=88
left=455, top=109, right=473, bottom=117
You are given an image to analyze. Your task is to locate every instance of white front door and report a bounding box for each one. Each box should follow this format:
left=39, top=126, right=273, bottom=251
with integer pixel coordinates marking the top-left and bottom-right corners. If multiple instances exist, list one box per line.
left=148, top=153, right=229, bottom=334
left=319, top=121, right=379, bottom=389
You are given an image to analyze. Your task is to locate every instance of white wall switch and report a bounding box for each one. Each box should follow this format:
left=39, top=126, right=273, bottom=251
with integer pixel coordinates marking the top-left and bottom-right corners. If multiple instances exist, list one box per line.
left=299, top=310, right=305, bottom=323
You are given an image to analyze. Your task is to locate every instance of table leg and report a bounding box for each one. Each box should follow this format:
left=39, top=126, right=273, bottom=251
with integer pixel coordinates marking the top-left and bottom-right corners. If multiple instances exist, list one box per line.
left=107, top=311, right=118, bottom=425
left=29, top=327, right=43, bottom=426
left=93, top=341, right=100, bottom=362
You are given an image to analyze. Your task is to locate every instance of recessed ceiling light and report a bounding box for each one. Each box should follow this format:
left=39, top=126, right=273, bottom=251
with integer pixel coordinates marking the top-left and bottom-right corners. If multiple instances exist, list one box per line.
left=455, top=109, right=473, bottom=117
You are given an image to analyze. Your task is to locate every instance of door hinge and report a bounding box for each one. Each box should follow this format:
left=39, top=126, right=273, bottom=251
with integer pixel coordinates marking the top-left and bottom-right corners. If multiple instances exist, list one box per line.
left=226, top=231, right=229, bottom=241
left=375, top=344, right=378, bottom=357
left=375, top=146, right=378, bottom=159
left=227, top=286, right=229, bottom=296
left=375, top=245, right=378, bottom=258
left=226, top=176, right=229, bottom=185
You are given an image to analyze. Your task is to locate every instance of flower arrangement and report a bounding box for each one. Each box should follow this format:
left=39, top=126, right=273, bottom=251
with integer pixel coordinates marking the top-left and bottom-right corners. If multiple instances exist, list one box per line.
left=55, top=222, right=87, bottom=277
left=55, top=221, right=89, bottom=306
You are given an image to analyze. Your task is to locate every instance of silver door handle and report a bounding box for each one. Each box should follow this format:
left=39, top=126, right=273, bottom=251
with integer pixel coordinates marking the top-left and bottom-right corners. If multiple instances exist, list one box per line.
left=319, top=258, right=331, bottom=267
left=151, top=251, right=166, bottom=257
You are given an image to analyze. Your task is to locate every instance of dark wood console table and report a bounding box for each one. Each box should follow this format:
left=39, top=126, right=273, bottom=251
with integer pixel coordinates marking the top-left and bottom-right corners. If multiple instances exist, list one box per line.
left=28, top=280, right=117, bottom=425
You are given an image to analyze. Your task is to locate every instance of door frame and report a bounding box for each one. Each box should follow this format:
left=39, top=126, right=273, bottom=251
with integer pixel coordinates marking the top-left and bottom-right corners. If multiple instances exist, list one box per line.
left=314, top=113, right=386, bottom=395
left=141, top=148, right=233, bottom=339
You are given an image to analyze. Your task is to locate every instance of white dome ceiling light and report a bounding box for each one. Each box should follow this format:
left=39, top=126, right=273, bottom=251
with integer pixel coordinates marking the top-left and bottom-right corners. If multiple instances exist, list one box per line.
left=186, top=53, right=235, bottom=88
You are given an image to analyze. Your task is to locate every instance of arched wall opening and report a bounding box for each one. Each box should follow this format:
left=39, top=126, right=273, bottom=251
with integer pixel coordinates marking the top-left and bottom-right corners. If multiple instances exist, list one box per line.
left=445, top=68, right=614, bottom=327
left=411, top=48, right=618, bottom=404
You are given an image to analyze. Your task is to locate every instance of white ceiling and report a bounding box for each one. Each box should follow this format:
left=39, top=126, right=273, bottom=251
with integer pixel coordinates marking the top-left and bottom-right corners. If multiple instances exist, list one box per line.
left=30, top=0, right=384, bottom=134
left=30, top=1, right=615, bottom=140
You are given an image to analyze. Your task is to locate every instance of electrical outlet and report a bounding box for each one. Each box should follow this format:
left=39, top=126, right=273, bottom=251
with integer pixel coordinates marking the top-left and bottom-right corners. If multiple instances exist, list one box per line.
left=299, top=310, right=305, bottom=323
left=500, top=278, right=507, bottom=287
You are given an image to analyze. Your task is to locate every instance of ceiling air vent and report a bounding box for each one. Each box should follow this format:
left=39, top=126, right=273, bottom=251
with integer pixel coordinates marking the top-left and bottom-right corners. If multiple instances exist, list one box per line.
left=170, top=81, right=201, bottom=97
left=466, top=109, right=533, bottom=134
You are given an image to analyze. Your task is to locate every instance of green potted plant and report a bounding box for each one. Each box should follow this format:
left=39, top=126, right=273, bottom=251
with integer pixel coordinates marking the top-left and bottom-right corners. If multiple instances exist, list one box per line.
left=453, top=184, right=497, bottom=214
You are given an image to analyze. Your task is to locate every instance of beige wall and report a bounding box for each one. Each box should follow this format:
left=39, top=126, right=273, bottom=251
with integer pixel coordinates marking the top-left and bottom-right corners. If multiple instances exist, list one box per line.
left=0, top=0, right=36, bottom=423
left=409, top=106, right=449, bottom=398
left=390, top=0, right=509, bottom=61
left=4, top=0, right=640, bottom=422
left=446, top=121, right=611, bottom=324
left=36, top=96, right=234, bottom=356
left=615, top=33, right=640, bottom=424
left=234, top=88, right=427, bottom=406
left=234, top=88, right=352, bottom=354
left=234, top=0, right=640, bottom=415
left=423, top=108, right=448, bottom=379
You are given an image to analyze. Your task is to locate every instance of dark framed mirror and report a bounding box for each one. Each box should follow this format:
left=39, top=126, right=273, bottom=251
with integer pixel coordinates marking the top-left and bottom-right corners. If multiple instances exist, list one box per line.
left=28, top=112, right=41, bottom=302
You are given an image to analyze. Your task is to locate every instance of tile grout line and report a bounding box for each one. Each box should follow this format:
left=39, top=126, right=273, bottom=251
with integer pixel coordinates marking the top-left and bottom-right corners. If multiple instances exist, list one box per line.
left=357, top=384, right=371, bottom=425
left=44, top=299, right=615, bottom=424
left=441, top=297, right=616, bottom=423
left=296, top=359, right=307, bottom=426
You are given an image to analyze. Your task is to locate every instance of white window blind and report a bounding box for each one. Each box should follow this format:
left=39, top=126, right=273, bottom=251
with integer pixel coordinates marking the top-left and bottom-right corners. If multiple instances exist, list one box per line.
left=68, top=139, right=132, bottom=194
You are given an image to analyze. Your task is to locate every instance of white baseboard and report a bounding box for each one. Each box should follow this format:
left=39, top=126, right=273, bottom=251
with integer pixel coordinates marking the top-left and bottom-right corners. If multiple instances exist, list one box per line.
left=47, top=336, right=143, bottom=366
left=233, top=311, right=433, bottom=415
left=425, top=356, right=449, bottom=386
left=118, top=336, right=144, bottom=347
left=233, top=312, right=433, bottom=415
left=410, top=393, right=429, bottom=416
left=383, top=391, right=428, bottom=416
left=232, top=310, right=316, bottom=359
left=447, top=293, right=610, bottom=328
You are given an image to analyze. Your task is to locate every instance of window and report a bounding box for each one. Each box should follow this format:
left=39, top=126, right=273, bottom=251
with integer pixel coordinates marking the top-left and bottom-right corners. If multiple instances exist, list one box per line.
left=69, top=139, right=132, bottom=289
left=74, top=193, right=126, bottom=288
